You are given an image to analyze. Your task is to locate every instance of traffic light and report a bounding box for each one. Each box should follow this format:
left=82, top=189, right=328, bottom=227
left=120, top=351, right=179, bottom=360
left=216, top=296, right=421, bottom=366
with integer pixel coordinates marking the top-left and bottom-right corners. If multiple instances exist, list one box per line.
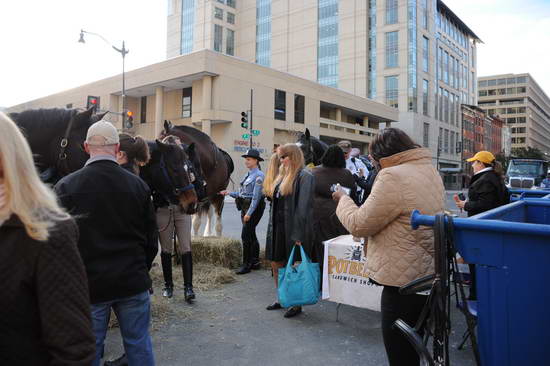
left=125, top=110, right=134, bottom=129
left=87, top=95, right=100, bottom=110
left=240, top=111, right=248, bottom=129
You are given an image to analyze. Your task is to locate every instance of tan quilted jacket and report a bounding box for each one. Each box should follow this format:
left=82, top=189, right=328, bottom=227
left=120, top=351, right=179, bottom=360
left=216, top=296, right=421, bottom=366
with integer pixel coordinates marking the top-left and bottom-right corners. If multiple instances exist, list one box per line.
left=336, top=148, right=445, bottom=287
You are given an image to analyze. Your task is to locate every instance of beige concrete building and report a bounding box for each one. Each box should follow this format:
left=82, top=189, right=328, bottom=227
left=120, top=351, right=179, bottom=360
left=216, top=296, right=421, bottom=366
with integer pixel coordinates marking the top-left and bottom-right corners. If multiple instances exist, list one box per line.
left=477, top=73, right=550, bottom=154
left=7, top=49, right=397, bottom=181
left=167, top=0, right=480, bottom=169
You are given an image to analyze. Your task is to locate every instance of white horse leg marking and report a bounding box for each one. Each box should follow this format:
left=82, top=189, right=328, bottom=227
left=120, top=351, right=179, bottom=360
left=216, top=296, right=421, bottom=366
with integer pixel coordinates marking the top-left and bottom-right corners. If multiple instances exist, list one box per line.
left=192, top=213, right=202, bottom=237
left=215, top=210, right=223, bottom=237
left=203, top=205, right=214, bottom=237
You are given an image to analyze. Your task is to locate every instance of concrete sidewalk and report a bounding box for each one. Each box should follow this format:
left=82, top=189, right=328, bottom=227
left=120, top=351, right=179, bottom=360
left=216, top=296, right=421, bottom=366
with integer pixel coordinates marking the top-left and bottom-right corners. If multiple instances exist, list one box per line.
left=102, top=270, right=477, bottom=366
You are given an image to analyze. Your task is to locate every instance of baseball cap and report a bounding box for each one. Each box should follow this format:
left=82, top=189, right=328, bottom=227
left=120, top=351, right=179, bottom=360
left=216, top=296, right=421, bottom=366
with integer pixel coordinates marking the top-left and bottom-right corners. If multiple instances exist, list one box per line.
left=466, top=151, right=495, bottom=164
left=86, top=120, right=120, bottom=146
left=337, top=140, right=352, bottom=153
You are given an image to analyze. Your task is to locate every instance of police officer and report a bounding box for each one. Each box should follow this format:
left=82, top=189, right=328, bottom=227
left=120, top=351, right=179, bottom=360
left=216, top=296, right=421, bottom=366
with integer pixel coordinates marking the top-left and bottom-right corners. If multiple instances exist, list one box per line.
left=220, top=148, right=266, bottom=274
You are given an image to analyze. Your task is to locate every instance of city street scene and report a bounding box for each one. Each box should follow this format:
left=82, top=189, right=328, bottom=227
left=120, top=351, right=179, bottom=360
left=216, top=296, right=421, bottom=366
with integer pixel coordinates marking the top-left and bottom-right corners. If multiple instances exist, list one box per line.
left=1, top=1, right=550, bottom=365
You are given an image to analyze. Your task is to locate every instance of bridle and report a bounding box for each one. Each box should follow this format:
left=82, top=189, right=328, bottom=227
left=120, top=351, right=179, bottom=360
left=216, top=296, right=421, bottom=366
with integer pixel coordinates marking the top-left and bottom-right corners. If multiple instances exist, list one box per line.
left=159, top=154, right=195, bottom=200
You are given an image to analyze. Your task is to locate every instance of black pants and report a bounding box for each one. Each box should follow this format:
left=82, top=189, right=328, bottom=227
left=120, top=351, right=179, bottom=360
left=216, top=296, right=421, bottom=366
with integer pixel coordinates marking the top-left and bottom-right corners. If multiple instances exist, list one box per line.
left=381, top=285, right=428, bottom=366
left=241, top=199, right=266, bottom=265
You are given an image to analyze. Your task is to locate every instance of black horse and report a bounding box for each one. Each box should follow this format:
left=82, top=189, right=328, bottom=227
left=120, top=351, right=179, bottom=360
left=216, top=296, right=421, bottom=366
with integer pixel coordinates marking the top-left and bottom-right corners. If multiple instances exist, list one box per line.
left=162, top=120, right=234, bottom=237
left=297, top=128, right=328, bottom=167
left=9, top=107, right=106, bottom=183
left=10, top=107, right=197, bottom=213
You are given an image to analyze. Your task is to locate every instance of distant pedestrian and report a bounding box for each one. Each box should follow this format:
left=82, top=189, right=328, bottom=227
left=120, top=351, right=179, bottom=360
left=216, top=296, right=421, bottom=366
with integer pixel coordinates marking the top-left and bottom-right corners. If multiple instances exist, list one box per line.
left=338, top=140, right=369, bottom=200
left=264, top=143, right=315, bottom=318
left=453, top=150, right=509, bottom=300
left=55, top=120, right=158, bottom=366
left=333, top=128, right=445, bottom=366
left=0, top=112, right=95, bottom=365
left=220, top=148, right=266, bottom=274
left=156, top=135, right=196, bottom=301
left=310, top=145, right=358, bottom=269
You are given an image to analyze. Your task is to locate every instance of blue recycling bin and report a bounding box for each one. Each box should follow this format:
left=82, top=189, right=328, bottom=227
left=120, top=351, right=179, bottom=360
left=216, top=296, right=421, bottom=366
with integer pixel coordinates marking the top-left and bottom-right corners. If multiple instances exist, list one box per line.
left=411, top=200, right=550, bottom=366
left=509, top=188, right=550, bottom=201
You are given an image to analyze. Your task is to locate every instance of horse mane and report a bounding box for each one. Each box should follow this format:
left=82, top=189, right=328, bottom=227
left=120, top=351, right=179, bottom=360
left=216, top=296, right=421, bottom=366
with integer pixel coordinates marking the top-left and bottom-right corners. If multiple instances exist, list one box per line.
left=10, top=108, right=78, bottom=133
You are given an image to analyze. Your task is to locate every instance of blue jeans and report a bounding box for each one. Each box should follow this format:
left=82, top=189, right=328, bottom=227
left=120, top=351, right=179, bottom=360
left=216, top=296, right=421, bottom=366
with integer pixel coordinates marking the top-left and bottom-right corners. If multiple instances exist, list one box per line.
left=91, top=291, right=155, bottom=366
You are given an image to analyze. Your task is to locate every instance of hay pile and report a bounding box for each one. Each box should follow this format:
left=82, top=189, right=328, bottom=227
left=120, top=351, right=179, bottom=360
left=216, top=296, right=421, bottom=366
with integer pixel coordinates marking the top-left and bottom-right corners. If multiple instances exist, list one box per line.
left=109, top=237, right=239, bottom=330
left=191, top=236, right=241, bottom=269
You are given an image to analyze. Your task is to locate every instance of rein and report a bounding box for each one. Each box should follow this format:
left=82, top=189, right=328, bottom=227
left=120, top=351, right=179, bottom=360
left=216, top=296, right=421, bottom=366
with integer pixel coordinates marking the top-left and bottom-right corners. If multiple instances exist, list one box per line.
left=56, top=114, right=77, bottom=177
left=159, top=155, right=195, bottom=198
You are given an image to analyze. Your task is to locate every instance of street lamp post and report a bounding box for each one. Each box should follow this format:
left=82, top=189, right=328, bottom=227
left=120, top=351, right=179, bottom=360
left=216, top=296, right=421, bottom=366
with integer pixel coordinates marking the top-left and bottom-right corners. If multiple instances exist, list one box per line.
left=78, top=30, right=130, bottom=130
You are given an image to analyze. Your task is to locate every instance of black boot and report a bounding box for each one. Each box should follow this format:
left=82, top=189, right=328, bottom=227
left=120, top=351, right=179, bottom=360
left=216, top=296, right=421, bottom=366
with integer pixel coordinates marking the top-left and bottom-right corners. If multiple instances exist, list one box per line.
left=103, top=353, right=128, bottom=366
left=182, top=252, right=196, bottom=303
left=235, top=241, right=251, bottom=275
left=161, top=252, right=174, bottom=298
left=251, top=239, right=261, bottom=270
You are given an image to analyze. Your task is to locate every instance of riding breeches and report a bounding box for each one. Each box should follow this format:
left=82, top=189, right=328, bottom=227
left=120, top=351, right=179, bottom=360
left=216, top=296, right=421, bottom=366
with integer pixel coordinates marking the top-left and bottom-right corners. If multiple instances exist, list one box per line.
left=157, top=205, right=192, bottom=254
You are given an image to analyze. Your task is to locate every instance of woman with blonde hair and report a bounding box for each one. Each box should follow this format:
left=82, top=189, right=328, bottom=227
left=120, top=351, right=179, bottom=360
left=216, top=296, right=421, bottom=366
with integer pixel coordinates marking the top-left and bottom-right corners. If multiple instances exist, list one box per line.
left=264, top=143, right=315, bottom=318
left=0, top=112, right=95, bottom=365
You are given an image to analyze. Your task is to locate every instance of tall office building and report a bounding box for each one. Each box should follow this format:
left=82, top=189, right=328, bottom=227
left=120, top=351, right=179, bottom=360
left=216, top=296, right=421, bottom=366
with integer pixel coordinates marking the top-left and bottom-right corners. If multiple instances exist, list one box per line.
left=167, top=0, right=480, bottom=168
left=477, top=73, right=550, bottom=154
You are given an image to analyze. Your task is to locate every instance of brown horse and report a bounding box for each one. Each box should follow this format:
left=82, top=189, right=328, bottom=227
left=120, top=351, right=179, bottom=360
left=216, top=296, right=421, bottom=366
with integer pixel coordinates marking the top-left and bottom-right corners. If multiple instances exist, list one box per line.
left=163, top=121, right=234, bottom=236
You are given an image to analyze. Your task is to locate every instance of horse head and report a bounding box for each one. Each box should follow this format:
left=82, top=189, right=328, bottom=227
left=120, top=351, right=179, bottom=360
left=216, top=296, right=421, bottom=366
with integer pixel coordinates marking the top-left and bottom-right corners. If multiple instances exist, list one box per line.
left=150, top=140, right=199, bottom=214
left=297, top=128, right=316, bottom=166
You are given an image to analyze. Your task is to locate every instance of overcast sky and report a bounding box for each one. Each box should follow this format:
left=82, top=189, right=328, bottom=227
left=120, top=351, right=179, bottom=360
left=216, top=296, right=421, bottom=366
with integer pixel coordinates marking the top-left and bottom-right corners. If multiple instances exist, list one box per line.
left=1, top=0, right=549, bottom=107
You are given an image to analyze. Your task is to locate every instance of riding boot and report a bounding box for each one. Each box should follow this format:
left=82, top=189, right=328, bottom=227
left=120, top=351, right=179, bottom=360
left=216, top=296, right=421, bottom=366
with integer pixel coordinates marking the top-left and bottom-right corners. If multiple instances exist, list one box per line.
left=236, top=241, right=251, bottom=275
left=182, top=252, right=196, bottom=303
left=251, top=239, right=261, bottom=270
left=161, top=252, right=174, bottom=298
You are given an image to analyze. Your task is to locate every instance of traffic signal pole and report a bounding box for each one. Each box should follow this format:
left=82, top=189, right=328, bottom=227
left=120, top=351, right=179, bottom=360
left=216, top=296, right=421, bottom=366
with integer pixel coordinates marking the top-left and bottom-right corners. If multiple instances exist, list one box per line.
left=249, top=89, right=253, bottom=149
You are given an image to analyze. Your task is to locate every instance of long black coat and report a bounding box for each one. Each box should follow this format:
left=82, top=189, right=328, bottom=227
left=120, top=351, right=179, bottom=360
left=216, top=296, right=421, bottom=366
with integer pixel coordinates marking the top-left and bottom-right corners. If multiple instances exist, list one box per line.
left=310, top=166, right=357, bottom=263
left=465, top=169, right=508, bottom=217
left=0, top=216, right=95, bottom=365
left=265, top=169, right=315, bottom=261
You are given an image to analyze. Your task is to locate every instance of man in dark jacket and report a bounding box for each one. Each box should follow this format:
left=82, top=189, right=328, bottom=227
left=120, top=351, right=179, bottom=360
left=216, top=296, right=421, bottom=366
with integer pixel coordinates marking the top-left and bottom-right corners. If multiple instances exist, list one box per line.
left=55, top=120, right=158, bottom=366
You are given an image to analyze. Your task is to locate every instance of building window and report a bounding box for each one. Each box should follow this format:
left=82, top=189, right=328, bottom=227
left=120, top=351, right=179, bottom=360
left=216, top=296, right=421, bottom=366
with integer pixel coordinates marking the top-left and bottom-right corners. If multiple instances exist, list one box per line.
left=318, top=0, right=339, bottom=87
left=227, top=12, right=235, bottom=24
left=226, top=0, right=236, bottom=8
left=423, top=79, right=429, bottom=116
left=180, top=0, right=195, bottom=55
left=421, top=0, right=428, bottom=29
left=385, top=31, right=398, bottom=68
left=385, top=76, right=399, bottom=109
left=256, top=0, right=272, bottom=66
left=422, top=36, right=429, bottom=73
left=214, top=24, right=223, bottom=52
left=274, top=89, right=286, bottom=121
left=226, top=29, right=235, bottom=55
left=450, top=131, right=455, bottom=155
left=444, top=51, right=449, bottom=84
left=423, top=122, right=430, bottom=148
left=444, top=129, right=449, bottom=153
left=450, top=56, right=455, bottom=87
left=368, top=0, right=377, bottom=99
left=66, top=103, right=73, bottom=109
left=444, top=89, right=449, bottom=123
left=182, top=88, right=192, bottom=118
left=437, top=47, right=443, bottom=81
left=408, top=0, right=417, bottom=112
left=294, top=94, right=305, bottom=123
left=214, top=7, right=224, bottom=20
left=386, top=0, right=398, bottom=24
left=140, top=96, right=147, bottom=124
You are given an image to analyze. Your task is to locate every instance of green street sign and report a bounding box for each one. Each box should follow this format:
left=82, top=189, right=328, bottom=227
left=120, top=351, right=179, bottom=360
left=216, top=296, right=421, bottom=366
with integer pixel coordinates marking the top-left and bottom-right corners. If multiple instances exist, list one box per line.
left=242, top=133, right=250, bottom=139
left=251, top=129, right=260, bottom=136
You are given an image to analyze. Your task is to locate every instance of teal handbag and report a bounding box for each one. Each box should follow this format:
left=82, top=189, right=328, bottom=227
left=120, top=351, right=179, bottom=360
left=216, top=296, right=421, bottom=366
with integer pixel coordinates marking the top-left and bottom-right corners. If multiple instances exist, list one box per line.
left=278, top=245, right=320, bottom=308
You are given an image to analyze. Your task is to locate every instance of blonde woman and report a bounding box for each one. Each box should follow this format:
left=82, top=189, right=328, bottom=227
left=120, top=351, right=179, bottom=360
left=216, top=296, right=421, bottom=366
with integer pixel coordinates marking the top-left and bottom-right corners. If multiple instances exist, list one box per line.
left=264, top=143, right=315, bottom=318
left=0, top=112, right=95, bottom=365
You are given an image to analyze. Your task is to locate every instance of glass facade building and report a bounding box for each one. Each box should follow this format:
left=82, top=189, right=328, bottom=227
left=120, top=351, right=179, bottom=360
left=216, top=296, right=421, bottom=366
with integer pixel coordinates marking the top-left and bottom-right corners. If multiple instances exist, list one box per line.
left=385, top=31, right=398, bottom=68
left=368, top=0, right=377, bottom=99
left=317, top=0, right=339, bottom=88
left=408, top=0, right=417, bottom=112
left=256, top=0, right=272, bottom=67
left=180, top=0, right=195, bottom=55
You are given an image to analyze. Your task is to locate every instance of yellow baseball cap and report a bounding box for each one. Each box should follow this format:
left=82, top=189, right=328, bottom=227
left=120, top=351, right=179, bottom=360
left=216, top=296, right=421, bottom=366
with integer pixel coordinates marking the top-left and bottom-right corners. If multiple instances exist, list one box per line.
left=466, top=151, right=495, bottom=164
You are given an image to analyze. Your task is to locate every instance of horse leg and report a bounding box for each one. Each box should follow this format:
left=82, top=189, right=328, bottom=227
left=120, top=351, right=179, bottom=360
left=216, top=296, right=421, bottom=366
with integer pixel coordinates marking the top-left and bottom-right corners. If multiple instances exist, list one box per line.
left=213, top=196, right=224, bottom=237
left=192, top=213, right=202, bottom=237
left=203, top=204, right=214, bottom=237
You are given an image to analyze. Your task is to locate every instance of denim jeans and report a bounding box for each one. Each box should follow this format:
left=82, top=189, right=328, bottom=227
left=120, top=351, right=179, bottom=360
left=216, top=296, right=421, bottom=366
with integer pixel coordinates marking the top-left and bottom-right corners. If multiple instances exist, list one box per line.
left=91, top=291, right=155, bottom=366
